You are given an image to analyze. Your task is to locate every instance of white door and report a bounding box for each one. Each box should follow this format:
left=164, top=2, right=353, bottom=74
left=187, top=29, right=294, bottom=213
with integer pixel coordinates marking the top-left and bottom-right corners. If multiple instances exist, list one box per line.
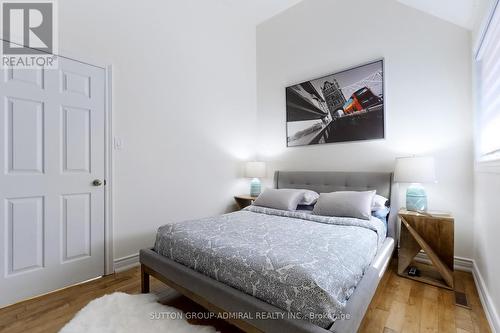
left=0, top=56, right=106, bottom=307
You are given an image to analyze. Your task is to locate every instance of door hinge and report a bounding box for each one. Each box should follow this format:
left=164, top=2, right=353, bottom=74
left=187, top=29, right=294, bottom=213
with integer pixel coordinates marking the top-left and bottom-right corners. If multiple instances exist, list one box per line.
left=104, top=179, right=107, bottom=186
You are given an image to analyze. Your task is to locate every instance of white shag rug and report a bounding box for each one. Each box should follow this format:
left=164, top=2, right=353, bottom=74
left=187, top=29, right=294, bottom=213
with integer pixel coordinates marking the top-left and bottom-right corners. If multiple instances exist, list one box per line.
left=59, top=292, right=218, bottom=333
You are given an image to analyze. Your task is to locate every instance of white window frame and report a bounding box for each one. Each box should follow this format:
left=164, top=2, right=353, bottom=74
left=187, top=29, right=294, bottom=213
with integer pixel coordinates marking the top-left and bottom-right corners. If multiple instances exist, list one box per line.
left=474, top=0, right=500, bottom=165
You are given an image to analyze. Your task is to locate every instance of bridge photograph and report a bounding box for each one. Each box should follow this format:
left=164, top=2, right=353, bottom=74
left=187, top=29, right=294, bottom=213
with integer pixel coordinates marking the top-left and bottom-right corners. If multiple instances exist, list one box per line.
left=286, top=60, right=385, bottom=147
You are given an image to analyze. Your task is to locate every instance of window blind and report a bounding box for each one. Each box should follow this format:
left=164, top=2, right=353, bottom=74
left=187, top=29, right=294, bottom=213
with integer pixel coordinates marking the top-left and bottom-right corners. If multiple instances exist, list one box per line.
left=476, top=0, right=500, bottom=159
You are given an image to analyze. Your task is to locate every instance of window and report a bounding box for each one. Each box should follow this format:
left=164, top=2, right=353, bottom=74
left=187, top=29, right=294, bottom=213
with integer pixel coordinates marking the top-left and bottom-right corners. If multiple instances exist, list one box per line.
left=476, top=0, right=500, bottom=161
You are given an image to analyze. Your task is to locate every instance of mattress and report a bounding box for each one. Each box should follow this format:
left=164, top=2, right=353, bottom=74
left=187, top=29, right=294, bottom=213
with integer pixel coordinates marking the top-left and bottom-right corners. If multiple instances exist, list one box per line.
left=153, top=205, right=386, bottom=328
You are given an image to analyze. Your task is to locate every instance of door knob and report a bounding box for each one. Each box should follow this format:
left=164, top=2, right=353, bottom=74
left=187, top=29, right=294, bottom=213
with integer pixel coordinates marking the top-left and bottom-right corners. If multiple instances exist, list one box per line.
left=92, top=179, right=103, bottom=186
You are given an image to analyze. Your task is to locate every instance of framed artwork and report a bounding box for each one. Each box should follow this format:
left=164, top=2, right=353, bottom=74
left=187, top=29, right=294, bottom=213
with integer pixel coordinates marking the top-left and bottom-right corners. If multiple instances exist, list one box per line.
left=286, top=59, right=385, bottom=147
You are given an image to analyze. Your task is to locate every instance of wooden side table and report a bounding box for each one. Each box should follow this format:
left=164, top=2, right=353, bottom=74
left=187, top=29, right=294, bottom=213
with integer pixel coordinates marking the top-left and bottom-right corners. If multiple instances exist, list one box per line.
left=398, top=209, right=455, bottom=290
left=234, top=195, right=257, bottom=210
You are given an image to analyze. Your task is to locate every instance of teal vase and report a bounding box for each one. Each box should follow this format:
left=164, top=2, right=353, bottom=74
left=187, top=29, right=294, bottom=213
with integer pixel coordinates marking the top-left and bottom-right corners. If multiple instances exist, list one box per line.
left=250, top=178, right=261, bottom=197
left=406, top=184, right=427, bottom=211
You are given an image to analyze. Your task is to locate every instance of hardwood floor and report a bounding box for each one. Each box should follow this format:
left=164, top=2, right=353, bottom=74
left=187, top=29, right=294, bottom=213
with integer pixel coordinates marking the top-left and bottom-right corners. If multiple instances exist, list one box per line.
left=0, top=261, right=491, bottom=333
left=358, top=262, right=491, bottom=333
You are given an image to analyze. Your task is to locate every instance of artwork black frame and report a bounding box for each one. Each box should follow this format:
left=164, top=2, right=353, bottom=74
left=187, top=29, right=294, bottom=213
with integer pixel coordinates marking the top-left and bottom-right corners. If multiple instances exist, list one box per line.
left=285, top=59, right=385, bottom=147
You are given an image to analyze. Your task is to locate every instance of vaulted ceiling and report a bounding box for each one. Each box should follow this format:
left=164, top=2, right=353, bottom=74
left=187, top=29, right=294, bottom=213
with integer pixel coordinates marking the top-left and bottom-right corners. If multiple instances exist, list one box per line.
left=224, top=0, right=489, bottom=30
left=397, top=0, right=489, bottom=30
left=219, top=0, right=303, bottom=24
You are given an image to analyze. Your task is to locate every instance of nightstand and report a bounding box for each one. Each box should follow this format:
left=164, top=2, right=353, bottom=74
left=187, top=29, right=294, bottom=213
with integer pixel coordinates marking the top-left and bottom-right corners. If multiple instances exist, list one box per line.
left=234, top=195, right=257, bottom=210
left=398, top=209, right=454, bottom=290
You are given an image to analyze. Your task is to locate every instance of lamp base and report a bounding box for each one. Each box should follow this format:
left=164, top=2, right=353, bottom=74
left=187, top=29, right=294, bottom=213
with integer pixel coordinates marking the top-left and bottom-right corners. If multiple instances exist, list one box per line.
left=406, top=184, right=428, bottom=212
left=250, top=178, right=261, bottom=197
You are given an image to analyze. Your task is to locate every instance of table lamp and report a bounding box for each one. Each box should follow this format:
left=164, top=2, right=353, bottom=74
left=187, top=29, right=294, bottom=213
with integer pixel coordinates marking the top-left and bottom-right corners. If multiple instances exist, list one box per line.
left=394, top=156, right=436, bottom=212
left=245, top=162, right=266, bottom=197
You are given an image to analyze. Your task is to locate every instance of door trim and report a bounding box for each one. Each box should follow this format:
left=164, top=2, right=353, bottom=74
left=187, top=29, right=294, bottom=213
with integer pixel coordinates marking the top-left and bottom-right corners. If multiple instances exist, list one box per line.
left=104, top=65, right=114, bottom=275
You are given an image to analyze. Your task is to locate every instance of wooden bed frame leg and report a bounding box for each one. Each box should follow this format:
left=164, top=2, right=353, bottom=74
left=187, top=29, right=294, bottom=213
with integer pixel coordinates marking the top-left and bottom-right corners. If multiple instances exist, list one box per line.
left=141, top=264, right=150, bottom=293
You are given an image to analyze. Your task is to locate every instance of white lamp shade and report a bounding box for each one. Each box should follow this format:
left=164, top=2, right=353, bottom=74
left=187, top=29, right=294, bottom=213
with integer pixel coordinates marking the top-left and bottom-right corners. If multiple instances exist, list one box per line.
left=245, top=162, right=266, bottom=178
left=394, top=156, right=436, bottom=183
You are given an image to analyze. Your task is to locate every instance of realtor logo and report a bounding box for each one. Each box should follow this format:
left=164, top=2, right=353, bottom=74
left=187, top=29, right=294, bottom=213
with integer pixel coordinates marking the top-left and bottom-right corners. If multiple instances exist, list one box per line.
left=1, top=1, right=57, bottom=68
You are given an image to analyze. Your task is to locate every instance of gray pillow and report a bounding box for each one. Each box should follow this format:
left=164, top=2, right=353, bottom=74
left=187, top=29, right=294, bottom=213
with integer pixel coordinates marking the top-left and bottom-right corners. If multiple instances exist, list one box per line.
left=278, top=188, right=319, bottom=205
left=312, top=190, right=376, bottom=220
left=253, top=189, right=304, bottom=211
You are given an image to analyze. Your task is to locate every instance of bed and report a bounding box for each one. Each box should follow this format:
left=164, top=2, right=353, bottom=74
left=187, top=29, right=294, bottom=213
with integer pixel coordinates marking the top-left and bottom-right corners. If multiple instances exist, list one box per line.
left=140, top=171, right=396, bottom=333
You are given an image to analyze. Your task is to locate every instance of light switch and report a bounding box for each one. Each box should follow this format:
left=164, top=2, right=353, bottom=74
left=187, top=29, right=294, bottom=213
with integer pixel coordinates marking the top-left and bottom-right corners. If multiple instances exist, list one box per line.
left=113, top=137, right=123, bottom=150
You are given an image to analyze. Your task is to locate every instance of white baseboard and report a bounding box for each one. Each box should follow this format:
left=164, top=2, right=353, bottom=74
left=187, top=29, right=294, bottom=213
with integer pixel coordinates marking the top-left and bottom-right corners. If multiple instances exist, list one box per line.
left=113, top=253, right=139, bottom=273
left=472, top=261, right=499, bottom=333
left=413, top=252, right=473, bottom=272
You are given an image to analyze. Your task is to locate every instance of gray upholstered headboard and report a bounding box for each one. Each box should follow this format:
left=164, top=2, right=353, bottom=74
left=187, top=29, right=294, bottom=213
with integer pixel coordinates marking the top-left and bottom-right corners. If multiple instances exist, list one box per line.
left=274, top=171, right=397, bottom=239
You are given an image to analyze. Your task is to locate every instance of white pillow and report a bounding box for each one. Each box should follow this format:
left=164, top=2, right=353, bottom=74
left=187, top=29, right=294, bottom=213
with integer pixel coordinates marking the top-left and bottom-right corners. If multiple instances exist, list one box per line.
left=372, top=194, right=389, bottom=211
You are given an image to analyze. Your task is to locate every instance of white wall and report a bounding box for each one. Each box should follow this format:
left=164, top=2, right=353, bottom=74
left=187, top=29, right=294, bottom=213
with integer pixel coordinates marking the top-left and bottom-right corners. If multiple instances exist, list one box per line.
left=473, top=171, right=500, bottom=330
left=56, top=0, right=480, bottom=272
left=59, top=0, right=258, bottom=260
left=256, top=0, right=474, bottom=258
left=472, top=0, right=500, bottom=330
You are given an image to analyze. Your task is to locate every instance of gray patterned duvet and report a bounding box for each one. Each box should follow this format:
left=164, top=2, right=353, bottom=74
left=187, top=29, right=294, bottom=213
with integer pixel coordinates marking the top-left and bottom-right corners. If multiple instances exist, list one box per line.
left=154, top=205, right=386, bottom=328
